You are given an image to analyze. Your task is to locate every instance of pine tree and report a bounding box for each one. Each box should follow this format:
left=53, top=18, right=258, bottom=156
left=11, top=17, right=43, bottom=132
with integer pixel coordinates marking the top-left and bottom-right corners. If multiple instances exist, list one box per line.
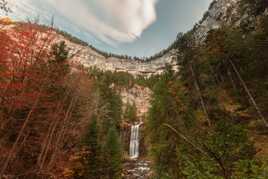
left=147, top=68, right=182, bottom=178
left=82, top=116, right=101, bottom=179
left=47, top=41, right=70, bottom=99
left=52, top=41, right=69, bottom=62
left=104, top=125, right=122, bottom=179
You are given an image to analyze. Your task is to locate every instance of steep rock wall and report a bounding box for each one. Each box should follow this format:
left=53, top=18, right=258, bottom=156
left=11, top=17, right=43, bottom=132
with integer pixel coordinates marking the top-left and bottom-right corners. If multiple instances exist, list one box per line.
left=192, top=0, right=267, bottom=42
left=70, top=47, right=178, bottom=77
left=119, top=85, right=152, bottom=119
left=2, top=0, right=261, bottom=77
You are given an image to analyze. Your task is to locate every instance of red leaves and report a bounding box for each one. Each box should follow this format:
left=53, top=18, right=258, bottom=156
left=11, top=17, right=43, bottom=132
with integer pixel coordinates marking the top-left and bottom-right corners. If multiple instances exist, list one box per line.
left=0, top=31, right=14, bottom=64
left=0, top=23, right=57, bottom=110
left=0, top=24, right=70, bottom=178
left=0, top=23, right=89, bottom=178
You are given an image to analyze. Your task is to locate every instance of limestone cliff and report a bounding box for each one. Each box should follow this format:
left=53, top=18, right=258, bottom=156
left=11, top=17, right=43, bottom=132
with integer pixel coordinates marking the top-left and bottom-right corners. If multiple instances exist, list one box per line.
left=192, top=0, right=267, bottom=42
left=66, top=0, right=262, bottom=76
left=119, top=85, right=152, bottom=119
left=2, top=0, right=262, bottom=77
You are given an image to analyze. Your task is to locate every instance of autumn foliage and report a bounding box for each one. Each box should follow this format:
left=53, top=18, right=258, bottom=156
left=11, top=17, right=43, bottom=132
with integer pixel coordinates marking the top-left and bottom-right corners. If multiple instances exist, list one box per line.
left=0, top=23, right=94, bottom=178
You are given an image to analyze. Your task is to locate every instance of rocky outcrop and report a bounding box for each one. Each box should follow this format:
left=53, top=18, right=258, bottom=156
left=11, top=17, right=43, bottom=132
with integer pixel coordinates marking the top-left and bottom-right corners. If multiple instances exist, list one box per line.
left=67, top=0, right=260, bottom=76
left=53, top=33, right=179, bottom=77
left=192, top=0, right=240, bottom=42
left=1, top=22, right=179, bottom=77
left=3, top=0, right=260, bottom=77
left=123, top=159, right=152, bottom=179
left=119, top=85, right=152, bottom=119
left=70, top=47, right=178, bottom=77
left=192, top=0, right=267, bottom=43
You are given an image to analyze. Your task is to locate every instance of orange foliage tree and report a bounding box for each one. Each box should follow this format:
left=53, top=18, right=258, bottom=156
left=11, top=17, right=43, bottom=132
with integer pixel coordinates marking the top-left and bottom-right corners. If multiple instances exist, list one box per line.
left=0, top=23, right=93, bottom=178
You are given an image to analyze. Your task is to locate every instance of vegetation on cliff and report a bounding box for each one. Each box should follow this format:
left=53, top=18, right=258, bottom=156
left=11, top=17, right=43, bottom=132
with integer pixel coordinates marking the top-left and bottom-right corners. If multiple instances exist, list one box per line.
left=0, top=23, right=126, bottom=178
left=0, top=0, right=268, bottom=178
left=146, top=9, right=268, bottom=179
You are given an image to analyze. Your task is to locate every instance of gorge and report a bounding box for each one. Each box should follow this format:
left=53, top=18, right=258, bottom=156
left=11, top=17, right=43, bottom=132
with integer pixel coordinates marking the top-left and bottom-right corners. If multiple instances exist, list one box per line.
left=0, top=0, right=268, bottom=178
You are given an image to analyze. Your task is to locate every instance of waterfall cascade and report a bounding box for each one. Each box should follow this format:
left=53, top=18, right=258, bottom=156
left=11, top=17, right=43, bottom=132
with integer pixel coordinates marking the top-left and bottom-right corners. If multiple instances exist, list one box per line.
left=129, top=123, right=142, bottom=159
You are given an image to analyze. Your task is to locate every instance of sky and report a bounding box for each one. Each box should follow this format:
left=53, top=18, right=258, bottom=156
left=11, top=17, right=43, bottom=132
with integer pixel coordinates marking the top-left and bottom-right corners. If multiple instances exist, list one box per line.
left=2, top=0, right=212, bottom=57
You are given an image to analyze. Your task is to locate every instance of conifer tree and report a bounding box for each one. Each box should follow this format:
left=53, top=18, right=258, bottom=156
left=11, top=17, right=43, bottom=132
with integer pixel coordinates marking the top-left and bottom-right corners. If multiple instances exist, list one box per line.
left=82, top=116, right=101, bottom=179
left=52, top=41, right=69, bottom=62
left=104, top=125, right=122, bottom=179
left=147, top=68, right=181, bottom=178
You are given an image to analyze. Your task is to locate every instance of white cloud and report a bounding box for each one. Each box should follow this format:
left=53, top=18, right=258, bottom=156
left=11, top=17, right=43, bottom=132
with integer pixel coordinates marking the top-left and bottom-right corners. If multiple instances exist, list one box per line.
left=47, top=0, right=158, bottom=44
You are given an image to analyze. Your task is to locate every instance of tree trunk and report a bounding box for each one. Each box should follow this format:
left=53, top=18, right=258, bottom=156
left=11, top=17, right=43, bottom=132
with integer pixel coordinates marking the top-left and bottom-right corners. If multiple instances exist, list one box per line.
left=190, top=64, right=211, bottom=126
left=228, top=59, right=268, bottom=127
left=0, top=91, right=42, bottom=177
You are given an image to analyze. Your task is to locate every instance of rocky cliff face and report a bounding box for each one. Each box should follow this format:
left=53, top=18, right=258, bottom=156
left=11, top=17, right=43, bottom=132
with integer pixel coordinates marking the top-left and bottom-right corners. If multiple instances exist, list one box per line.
left=192, top=0, right=267, bottom=42
left=2, top=0, right=259, bottom=77
left=119, top=85, right=152, bottom=119
left=72, top=48, right=178, bottom=77
left=47, top=31, right=179, bottom=77
left=67, top=0, right=258, bottom=76
left=193, top=0, right=240, bottom=42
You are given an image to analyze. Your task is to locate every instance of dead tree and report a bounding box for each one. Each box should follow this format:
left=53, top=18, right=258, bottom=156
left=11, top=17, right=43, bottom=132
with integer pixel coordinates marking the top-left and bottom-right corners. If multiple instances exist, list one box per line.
left=190, top=64, right=211, bottom=126
left=228, top=59, right=268, bottom=127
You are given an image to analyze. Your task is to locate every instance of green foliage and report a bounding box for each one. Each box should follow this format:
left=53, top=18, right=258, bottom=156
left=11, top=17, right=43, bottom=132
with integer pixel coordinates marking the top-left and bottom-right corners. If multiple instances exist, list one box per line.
left=123, top=103, right=137, bottom=123
left=49, top=41, right=70, bottom=79
left=147, top=68, right=189, bottom=178
left=204, top=27, right=267, bottom=115
left=52, top=41, right=69, bottom=62
left=104, top=125, right=123, bottom=179
left=194, top=120, right=256, bottom=178
left=240, top=0, right=268, bottom=15
left=81, top=116, right=101, bottom=179
left=78, top=80, right=124, bottom=178
left=96, top=76, right=122, bottom=131
left=45, top=41, right=70, bottom=100
left=88, top=67, right=134, bottom=88
left=135, top=75, right=161, bottom=89
left=233, top=159, right=268, bottom=179
left=154, top=113, right=262, bottom=179
left=147, top=16, right=268, bottom=177
left=76, top=69, right=125, bottom=179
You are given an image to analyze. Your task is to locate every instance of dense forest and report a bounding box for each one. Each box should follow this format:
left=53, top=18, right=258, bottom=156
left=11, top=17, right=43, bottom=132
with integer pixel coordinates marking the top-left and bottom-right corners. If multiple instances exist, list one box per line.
left=0, top=22, right=129, bottom=178
left=0, top=0, right=268, bottom=178
left=146, top=1, right=268, bottom=178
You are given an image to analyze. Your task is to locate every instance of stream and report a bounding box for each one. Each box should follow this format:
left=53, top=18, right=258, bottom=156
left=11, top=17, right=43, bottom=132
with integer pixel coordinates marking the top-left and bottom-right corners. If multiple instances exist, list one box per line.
left=123, top=123, right=152, bottom=179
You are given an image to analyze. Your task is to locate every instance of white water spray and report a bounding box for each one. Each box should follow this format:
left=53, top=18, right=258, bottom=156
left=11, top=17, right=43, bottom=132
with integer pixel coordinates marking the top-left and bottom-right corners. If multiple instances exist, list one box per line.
left=129, top=123, right=142, bottom=159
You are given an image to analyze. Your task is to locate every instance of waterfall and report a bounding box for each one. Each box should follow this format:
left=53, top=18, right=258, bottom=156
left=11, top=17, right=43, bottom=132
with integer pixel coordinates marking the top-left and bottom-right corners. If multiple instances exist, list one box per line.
left=129, top=123, right=141, bottom=159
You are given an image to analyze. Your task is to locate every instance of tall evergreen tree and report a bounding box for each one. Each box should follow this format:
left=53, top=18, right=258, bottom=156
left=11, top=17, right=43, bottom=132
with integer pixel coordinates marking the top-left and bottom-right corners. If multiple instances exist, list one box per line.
left=82, top=116, right=101, bottom=179
left=147, top=68, right=182, bottom=178
left=52, top=41, right=69, bottom=62
left=104, top=125, right=122, bottom=179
